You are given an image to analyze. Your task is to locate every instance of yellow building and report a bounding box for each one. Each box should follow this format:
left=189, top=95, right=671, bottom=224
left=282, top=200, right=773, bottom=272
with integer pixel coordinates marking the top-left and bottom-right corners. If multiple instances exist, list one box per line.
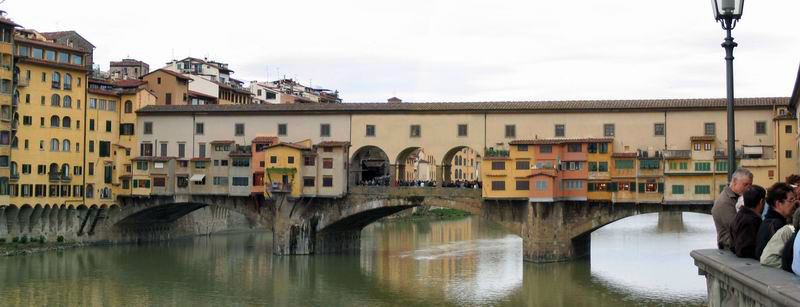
left=11, top=28, right=89, bottom=208
left=481, top=144, right=533, bottom=199
left=587, top=140, right=613, bottom=201
left=264, top=142, right=307, bottom=198
left=0, top=17, right=16, bottom=206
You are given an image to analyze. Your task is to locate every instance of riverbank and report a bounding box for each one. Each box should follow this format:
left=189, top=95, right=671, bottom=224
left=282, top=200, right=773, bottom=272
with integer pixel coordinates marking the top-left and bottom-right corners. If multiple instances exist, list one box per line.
left=0, top=241, right=87, bottom=257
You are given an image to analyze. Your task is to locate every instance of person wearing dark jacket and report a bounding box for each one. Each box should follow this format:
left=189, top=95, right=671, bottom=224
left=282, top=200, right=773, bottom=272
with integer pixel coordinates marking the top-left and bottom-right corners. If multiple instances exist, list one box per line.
left=755, top=182, right=798, bottom=259
left=782, top=231, right=797, bottom=272
left=732, top=185, right=766, bottom=259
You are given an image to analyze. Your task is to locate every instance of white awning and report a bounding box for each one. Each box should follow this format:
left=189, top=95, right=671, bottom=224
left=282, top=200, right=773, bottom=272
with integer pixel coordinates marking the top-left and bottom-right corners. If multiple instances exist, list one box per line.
left=189, top=174, right=206, bottom=182
left=743, top=146, right=763, bottom=155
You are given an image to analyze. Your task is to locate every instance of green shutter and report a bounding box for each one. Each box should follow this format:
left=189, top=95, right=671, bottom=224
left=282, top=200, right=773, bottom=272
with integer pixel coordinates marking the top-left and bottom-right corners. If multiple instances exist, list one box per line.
left=631, top=182, right=637, bottom=192
left=639, top=183, right=645, bottom=192
left=657, top=183, right=664, bottom=193
left=588, top=183, right=595, bottom=192
left=609, top=182, right=618, bottom=192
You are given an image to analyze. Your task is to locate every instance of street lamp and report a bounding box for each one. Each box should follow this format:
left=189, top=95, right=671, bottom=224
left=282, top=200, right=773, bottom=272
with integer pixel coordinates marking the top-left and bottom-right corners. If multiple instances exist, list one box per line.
left=711, top=0, right=744, bottom=182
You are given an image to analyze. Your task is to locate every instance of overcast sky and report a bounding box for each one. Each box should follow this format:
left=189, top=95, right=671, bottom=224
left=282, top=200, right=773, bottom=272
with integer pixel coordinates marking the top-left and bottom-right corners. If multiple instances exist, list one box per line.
left=5, top=0, right=799, bottom=102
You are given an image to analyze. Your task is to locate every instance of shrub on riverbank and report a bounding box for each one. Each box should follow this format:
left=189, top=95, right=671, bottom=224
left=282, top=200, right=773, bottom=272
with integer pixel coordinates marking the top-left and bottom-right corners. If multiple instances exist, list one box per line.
left=410, top=208, right=471, bottom=219
left=57, top=236, right=64, bottom=243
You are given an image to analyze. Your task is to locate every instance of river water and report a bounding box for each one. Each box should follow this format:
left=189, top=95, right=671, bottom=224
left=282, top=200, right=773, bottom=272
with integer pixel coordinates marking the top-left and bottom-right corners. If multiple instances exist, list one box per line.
left=0, top=212, right=713, bottom=306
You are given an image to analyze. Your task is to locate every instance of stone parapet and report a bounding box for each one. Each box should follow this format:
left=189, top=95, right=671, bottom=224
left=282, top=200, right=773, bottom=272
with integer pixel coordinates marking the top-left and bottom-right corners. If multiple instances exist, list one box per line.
left=691, top=248, right=800, bottom=307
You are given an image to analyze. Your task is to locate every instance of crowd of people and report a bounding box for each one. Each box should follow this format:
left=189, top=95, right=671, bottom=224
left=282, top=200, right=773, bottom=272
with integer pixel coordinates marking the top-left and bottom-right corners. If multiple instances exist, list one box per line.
left=355, top=177, right=482, bottom=189
left=713, top=169, right=800, bottom=274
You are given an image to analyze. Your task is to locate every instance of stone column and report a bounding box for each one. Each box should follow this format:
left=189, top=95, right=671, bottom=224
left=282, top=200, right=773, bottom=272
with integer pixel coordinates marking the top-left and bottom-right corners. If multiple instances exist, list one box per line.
left=271, top=193, right=315, bottom=255
left=523, top=202, right=591, bottom=262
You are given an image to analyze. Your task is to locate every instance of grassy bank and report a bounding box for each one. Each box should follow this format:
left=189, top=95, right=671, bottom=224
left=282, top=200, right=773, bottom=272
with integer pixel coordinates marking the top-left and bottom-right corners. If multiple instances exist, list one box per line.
left=0, top=236, right=84, bottom=256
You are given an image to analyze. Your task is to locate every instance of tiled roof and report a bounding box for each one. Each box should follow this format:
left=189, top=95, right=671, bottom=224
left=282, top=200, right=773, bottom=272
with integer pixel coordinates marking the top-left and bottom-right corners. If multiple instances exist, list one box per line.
left=210, top=140, right=235, bottom=144
left=131, top=156, right=175, bottom=162
left=142, top=69, right=192, bottom=81
left=0, top=17, right=21, bottom=28
left=510, top=137, right=614, bottom=145
left=188, top=90, right=217, bottom=100
left=611, top=152, right=638, bottom=158
left=317, top=141, right=350, bottom=147
left=41, top=30, right=95, bottom=48
left=110, top=59, right=148, bottom=67
left=266, top=142, right=307, bottom=150
left=690, top=136, right=716, bottom=141
left=88, top=88, right=118, bottom=96
left=112, top=79, right=147, bottom=88
left=137, top=97, right=789, bottom=115
left=252, top=136, right=278, bottom=144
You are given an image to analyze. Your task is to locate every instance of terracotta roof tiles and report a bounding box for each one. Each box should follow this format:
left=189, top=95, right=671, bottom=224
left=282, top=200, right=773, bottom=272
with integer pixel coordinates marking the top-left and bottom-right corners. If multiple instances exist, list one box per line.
left=510, top=137, right=614, bottom=145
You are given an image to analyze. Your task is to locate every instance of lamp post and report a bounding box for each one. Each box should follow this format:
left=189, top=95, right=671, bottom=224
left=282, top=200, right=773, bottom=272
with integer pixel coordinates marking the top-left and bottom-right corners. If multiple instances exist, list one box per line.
left=711, top=0, right=745, bottom=182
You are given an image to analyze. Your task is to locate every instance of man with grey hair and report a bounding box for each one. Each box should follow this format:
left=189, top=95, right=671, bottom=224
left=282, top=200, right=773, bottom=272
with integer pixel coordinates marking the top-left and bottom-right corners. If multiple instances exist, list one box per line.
left=712, top=168, right=753, bottom=250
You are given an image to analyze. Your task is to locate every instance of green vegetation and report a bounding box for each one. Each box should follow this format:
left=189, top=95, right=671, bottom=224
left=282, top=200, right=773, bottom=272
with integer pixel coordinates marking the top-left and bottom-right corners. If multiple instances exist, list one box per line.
left=0, top=238, right=5, bottom=244
left=57, top=236, right=64, bottom=243
left=410, top=208, right=471, bottom=220
left=19, top=236, right=28, bottom=244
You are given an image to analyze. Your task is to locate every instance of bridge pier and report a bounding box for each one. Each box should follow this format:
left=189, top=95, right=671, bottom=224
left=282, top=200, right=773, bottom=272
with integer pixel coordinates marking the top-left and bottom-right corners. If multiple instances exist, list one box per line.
left=522, top=202, right=594, bottom=262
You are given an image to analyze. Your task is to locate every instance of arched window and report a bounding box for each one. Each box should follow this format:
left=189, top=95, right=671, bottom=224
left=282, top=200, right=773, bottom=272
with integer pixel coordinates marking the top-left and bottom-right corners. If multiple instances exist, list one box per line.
left=64, top=73, right=72, bottom=90
left=50, top=139, right=59, bottom=151
left=51, top=94, right=60, bottom=107
left=12, top=89, right=18, bottom=105
left=50, top=115, right=60, bottom=127
left=62, top=139, right=70, bottom=152
left=124, top=100, right=133, bottom=113
left=10, top=161, right=17, bottom=176
left=61, top=163, right=70, bottom=177
left=49, top=163, right=58, bottom=175
left=62, top=116, right=71, bottom=128
left=51, top=72, right=60, bottom=89
left=10, top=137, right=16, bottom=149
left=63, top=95, right=72, bottom=108
left=86, top=184, right=94, bottom=198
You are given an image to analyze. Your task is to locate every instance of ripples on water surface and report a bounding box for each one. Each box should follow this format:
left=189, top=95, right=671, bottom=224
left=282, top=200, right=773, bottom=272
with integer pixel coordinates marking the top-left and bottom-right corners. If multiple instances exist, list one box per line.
left=0, top=212, right=713, bottom=306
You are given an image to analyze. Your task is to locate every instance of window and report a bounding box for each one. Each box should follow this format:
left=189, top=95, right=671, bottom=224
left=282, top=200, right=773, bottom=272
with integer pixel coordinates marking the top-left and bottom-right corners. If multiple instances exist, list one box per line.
left=567, top=144, right=581, bottom=152
left=105, top=120, right=112, bottom=132
left=755, top=121, right=766, bottom=135
left=504, top=125, right=515, bottom=138
left=672, top=185, right=684, bottom=195
left=695, top=185, right=711, bottom=195
left=323, top=147, right=333, bottom=153
left=195, top=122, right=204, bottom=135
left=515, top=160, right=530, bottom=170
left=153, top=177, right=166, bottom=187
left=270, top=156, right=277, bottom=163
left=715, top=161, right=728, bottom=172
left=278, top=123, right=287, bottom=136
left=587, top=143, right=597, bottom=153
left=287, top=156, right=295, bottom=164
left=88, top=162, right=95, bottom=176
left=323, top=158, right=333, bottom=169
left=366, top=124, right=375, bottom=137
left=124, top=100, right=133, bottom=113
left=491, top=161, right=505, bottom=170
left=51, top=94, right=60, bottom=107
left=232, top=177, right=248, bottom=186
left=694, top=162, right=711, bottom=171
left=304, top=156, right=315, bottom=166
left=535, top=180, right=548, bottom=191
left=50, top=115, right=60, bottom=127
left=491, top=181, right=505, bottom=191
left=540, top=145, right=552, bottom=153
left=165, top=93, right=172, bottom=104
left=213, top=176, right=228, bottom=185
left=704, top=123, right=716, bottom=136
left=89, top=98, right=96, bottom=109
left=516, top=180, right=529, bottom=191
left=654, top=123, right=665, bottom=136
left=598, top=162, right=608, bottom=172
left=89, top=119, right=95, bottom=131
left=680, top=162, right=688, bottom=170
left=589, top=162, right=597, bottom=172
left=159, top=142, right=167, bottom=157
left=562, top=180, right=583, bottom=190
left=786, top=150, right=793, bottom=159
left=51, top=72, right=60, bottom=89
left=63, top=95, right=72, bottom=108
left=63, top=73, right=72, bottom=90
left=615, top=160, right=634, bottom=169
left=322, top=176, right=333, bottom=187
left=561, top=161, right=582, bottom=171
left=71, top=55, right=82, bottom=65
left=108, top=100, right=117, bottom=112
left=693, top=143, right=701, bottom=151
left=178, top=143, right=185, bottom=158
left=235, top=123, right=245, bottom=136
left=639, top=160, right=660, bottom=169
left=320, top=123, right=330, bottom=137
left=603, top=124, right=615, bottom=137
left=157, top=77, right=161, bottom=84
left=303, top=177, right=315, bottom=187
left=140, top=143, right=153, bottom=156
left=199, top=143, right=206, bottom=158
left=457, top=124, right=468, bottom=137
left=120, top=123, right=135, bottom=135
left=555, top=124, right=565, bottom=137
left=517, top=145, right=528, bottom=152
left=410, top=125, right=421, bottom=137
left=177, top=176, right=188, bottom=188
left=786, top=125, right=793, bottom=134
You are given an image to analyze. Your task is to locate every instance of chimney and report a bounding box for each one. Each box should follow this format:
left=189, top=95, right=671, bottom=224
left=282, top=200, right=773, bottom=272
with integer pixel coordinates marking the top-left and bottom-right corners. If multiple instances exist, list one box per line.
left=388, top=97, right=402, bottom=104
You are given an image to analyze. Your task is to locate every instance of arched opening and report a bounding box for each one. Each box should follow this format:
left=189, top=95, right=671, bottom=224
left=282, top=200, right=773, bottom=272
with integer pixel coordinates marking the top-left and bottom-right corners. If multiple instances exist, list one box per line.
left=50, top=94, right=60, bottom=107
left=124, top=100, right=133, bottom=113
left=50, top=139, right=59, bottom=152
left=50, top=115, right=60, bottom=127
left=350, top=145, right=390, bottom=186
left=395, top=147, right=437, bottom=186
left=62, top=116, right=71, bottom=128
left=63, top=95, right=72, bottom=108
left=441, top=146, right=482, bottom=188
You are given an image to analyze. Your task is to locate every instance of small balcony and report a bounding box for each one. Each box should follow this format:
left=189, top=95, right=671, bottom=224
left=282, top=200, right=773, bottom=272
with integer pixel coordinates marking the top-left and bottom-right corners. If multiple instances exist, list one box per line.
left=16, top=78, right=28, bottom=87
left=9, top=173, right=18, bottom=180
left=51, top=81, right=60, bottom=90
left=662, top=150, right=691, bottom=160
left=268, top=182, right=292, bottom=193
left=48, top=172, right=61, bottom=182
left=484, top=148, right=510, bottom=158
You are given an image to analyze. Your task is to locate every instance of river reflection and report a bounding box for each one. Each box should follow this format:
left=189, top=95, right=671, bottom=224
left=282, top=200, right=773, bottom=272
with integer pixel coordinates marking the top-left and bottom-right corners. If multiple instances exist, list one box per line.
left=0, top=212, right=712, bottom=306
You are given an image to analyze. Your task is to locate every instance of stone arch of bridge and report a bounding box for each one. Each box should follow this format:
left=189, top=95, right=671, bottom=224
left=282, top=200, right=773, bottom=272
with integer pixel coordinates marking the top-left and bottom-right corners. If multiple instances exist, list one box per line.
left=441, top=145, right=482, bottom=184
left=394, top=146, right=438, bottom=184
left=110, top=196, right=269, bottom=232
left=349, top=145, right=391, bottom=185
